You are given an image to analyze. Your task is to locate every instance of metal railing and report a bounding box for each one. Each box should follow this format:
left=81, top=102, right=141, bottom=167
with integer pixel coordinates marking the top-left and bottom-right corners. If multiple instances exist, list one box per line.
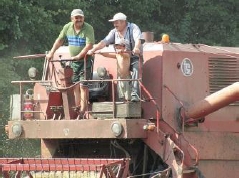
left=11, top=80, right=52, bottom=120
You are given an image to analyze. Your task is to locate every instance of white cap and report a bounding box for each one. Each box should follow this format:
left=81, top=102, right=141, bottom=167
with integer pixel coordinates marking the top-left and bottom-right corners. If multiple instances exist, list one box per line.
left=109, top=12, right=127, bottom=22
left=71, top=9, right=84, bottom=17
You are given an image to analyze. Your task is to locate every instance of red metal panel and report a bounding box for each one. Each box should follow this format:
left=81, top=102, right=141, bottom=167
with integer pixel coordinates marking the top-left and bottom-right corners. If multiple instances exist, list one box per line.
left=184, top=132, right=239, bottom=160
left=94, top=53, right=118, bottom=79
left=198, top=160, right=239, bottom=178
left=33, top=83, right=58, bottom=120
left=142, top=49, right=163, bottom=121
left=8, top=119, right=147, bottom=139
left=41, top=139, right=59, bottom=158
left=161, top=50, right=209, bottom=127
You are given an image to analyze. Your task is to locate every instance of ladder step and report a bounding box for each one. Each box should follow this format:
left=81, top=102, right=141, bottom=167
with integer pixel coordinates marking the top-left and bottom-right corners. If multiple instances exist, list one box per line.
left=92, top=102, right=141, bottom=118
left=183, top=166, right=197, bottom=174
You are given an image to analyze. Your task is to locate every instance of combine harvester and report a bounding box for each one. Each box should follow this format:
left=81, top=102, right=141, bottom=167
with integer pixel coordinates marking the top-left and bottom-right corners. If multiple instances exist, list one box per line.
left=2, top=33, right=239, bottom=178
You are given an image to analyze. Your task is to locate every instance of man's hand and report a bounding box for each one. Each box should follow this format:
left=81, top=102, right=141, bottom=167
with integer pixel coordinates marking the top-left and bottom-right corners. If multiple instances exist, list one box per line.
left=46, top=52, right=54, bottom=60
left=133, top=47, right=140, bottom=55
left=115, top=48, right=125, bottom=54
left=71, top=55, right=80, bottom=61
left=87, top=49, right=95, bottom=55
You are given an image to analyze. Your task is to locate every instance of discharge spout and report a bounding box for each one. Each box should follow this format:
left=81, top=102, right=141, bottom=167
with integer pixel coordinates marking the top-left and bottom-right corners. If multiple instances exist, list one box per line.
left=185, top=82, right=239, bottom=120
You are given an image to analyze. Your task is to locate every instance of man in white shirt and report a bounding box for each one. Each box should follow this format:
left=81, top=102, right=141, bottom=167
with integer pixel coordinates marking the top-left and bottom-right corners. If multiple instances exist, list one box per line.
left=88, top=12, right=143, bottom=102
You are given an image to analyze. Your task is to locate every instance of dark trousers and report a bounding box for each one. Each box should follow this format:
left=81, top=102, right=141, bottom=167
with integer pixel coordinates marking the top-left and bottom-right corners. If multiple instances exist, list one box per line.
left=130, top=55, right=143, bottom=97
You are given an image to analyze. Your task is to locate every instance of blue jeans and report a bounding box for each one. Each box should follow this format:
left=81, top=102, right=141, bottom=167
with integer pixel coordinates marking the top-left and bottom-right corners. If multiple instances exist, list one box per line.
left=130, top=55, right=143, bottom=97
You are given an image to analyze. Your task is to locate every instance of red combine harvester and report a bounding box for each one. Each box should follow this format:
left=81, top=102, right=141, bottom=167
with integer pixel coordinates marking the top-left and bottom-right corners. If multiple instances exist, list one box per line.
left=2, top=38, right=239, bottom=178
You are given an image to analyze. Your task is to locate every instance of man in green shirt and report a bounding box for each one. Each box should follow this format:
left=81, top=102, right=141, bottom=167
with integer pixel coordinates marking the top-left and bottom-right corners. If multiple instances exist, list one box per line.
left=46, top=9, right=95, bottom=118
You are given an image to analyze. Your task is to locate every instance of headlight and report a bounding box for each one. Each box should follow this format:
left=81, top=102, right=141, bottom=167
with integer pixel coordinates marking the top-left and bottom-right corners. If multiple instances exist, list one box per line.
left=111, top=121, right=123, bottom=137
left=28, top=67, right=38, bottom=80
left=97, top=67, right=107, bottom=78
left=12, top=122, right=22, bottom=137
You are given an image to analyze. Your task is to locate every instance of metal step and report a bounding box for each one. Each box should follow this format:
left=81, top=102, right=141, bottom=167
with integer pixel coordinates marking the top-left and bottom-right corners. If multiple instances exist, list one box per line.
left=183, top=166, right=197, bottom=174
left=92, top=101, right=141, bottom=118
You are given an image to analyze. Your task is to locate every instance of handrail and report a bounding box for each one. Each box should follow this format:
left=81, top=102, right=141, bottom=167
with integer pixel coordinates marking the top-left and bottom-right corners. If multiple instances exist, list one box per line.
left=56, top=78, right=140, bottom=90
left=11, top=80, right=50, bottom=120
left=138, top=81, right=199, bottom=169
left=12, top=52, right=143, bottom=121
left=11, top=80, right=52, bottom=84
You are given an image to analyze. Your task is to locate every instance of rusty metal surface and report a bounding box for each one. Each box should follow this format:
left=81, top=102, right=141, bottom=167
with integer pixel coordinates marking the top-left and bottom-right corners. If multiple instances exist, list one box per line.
left=141, top=50, right=163, bottom=121
left=142, top=130, right=165, bottom=157
left=184, top=131, right=239, bottom=160
left=41, top=139, right=59, bottom=158
left=143, top=131, right=184, bottom=178
left=198, top=160, right=239, bottom=178
left=33, top=83, right=51, bottom=120
left=92, top=102, right=141, bottom=118
left=7, top=119, right=147, bottom=139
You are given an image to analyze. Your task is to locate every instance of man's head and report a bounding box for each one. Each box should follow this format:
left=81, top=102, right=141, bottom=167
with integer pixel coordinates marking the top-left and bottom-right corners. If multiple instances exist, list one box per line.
left=71, top=9, right=85, bottom=28
left=109, top=12, right=127, bottom=32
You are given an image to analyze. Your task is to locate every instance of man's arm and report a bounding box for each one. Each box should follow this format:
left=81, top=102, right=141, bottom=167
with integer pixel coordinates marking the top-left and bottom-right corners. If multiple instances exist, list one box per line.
left=46, top=39, right=64, bottom=60
left=88, top=29, right=115, bottom=55
left=87, top=40, right=107, bottom=55
left=100, top=52, right=116, bottom=59
left=133, top=39, right=141, bottom=55
left=131, top=23, right=142, bottom=55
left=72, top=43, right=93, bottom=60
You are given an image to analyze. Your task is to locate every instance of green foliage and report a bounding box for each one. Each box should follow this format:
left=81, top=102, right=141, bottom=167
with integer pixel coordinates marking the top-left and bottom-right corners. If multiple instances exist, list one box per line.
left=158, top=0, right=239, bottom=45
left=0, top=0, right=238, bottom=158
